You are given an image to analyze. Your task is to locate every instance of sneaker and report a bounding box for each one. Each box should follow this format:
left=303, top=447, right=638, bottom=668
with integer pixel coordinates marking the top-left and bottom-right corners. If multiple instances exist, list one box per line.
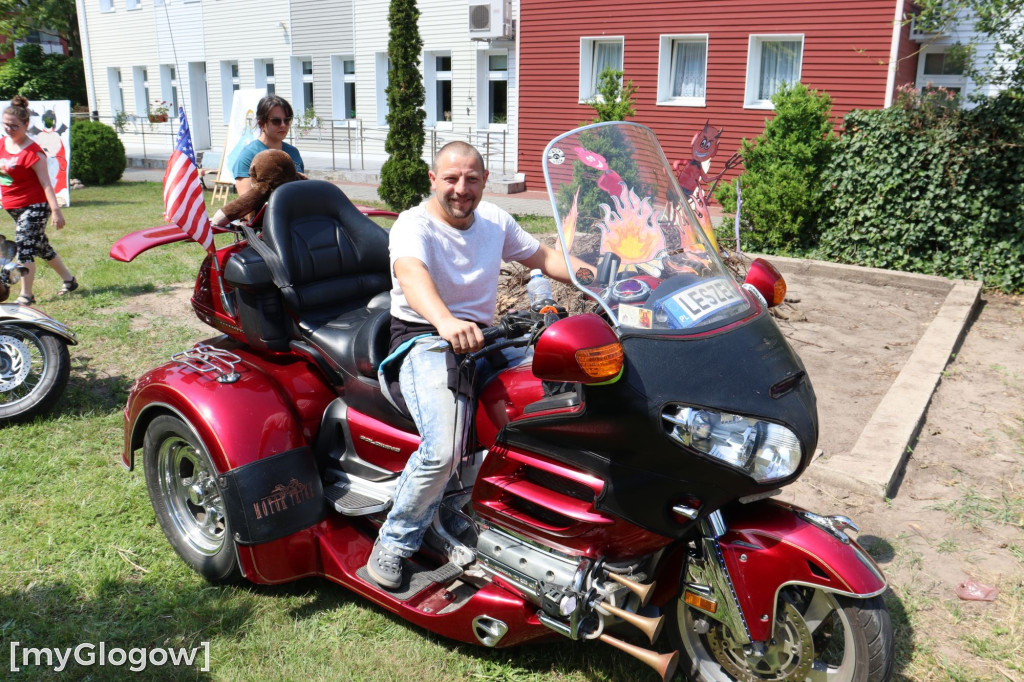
left=366, top=539, right=403, bottom=590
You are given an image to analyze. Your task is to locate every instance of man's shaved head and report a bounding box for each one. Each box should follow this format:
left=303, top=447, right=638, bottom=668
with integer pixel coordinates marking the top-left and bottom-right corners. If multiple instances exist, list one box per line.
left=432, top=141, right=485, bottom=173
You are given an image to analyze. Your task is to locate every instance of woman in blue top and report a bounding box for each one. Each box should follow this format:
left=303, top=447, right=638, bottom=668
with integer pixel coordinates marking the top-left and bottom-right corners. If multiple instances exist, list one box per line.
left=233, top=95, right=305, bottom=194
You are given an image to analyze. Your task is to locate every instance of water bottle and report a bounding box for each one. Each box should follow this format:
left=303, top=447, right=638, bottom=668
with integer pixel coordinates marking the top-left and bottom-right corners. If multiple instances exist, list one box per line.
left=526, top=269, right=553, bottom=307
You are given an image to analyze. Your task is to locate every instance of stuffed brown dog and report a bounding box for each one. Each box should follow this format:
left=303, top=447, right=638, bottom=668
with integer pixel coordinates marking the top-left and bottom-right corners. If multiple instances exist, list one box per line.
left=211, top=149, right=306, bottom=226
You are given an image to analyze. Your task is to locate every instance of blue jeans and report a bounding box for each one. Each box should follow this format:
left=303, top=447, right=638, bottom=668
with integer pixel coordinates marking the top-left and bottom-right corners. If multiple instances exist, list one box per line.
left=378, top=337, right=525, bottom=558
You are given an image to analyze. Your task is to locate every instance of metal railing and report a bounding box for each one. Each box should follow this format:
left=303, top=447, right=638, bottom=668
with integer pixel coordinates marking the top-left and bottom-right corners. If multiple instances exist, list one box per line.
left=92, top=112, right=512, bottom=174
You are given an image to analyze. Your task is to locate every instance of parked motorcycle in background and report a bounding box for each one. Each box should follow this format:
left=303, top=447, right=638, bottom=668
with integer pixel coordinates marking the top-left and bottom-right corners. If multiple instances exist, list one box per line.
left=0, top=234, right=77, bottom=424
left=112, top=122, right=894, bottom=681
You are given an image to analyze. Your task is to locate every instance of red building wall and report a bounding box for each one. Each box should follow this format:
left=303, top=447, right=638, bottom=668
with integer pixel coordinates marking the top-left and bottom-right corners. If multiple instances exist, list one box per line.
left=517, top=0, right=918, bottom=190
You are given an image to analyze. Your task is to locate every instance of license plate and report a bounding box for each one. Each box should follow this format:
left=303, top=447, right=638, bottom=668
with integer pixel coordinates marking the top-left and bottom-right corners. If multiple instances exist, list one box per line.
left=662, top=277, right=745, bottom=327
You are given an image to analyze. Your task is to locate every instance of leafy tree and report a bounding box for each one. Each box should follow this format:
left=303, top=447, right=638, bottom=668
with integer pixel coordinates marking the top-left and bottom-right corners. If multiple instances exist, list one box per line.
left=913, top=0, right=1024, bottom=97
left=553, top=69, right=642, bottom=228
left=0, top=0, right=81, bottom=59
left=587, top=68, right=637, bottom=123
left=715, top=83, right=837, bottom=253
left=377, top=0, right=430, bottom=211
left=0, top=43, right=87, bottom=106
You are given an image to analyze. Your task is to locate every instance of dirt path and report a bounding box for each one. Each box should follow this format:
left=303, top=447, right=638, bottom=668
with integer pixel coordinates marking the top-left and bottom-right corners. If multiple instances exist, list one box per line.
left=782, top=292, right=1024, bottom=678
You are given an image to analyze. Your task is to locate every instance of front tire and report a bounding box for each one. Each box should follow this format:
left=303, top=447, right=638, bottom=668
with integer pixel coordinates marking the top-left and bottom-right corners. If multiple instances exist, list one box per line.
left=670, top=585, right=893, bottom=681
left=0, top=326, right=70, bottom=423
left=143, top=415, right=240, bottom=583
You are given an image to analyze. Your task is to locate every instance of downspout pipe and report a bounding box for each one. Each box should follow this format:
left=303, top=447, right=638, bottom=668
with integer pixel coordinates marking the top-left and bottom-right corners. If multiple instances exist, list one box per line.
left=76, top=0, right=99, bottom=118
left=885, top=0, right=908, bottom=107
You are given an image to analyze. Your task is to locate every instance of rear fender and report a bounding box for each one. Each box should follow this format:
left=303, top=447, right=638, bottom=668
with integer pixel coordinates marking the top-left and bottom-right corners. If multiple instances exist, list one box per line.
left=716, top=501, right=887, bottom=642
left=121, top=352, right=333, bottom=473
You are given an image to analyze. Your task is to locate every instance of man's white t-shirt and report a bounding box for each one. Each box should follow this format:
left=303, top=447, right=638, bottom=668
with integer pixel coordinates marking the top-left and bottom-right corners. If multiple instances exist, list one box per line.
left=389, top=201, right=540, bottom=326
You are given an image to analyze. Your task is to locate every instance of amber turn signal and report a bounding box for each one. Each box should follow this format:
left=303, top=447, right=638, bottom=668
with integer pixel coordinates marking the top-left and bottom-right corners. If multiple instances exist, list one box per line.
left=684, top=590, right=718, bottom=614
left=575, top=343, right=624, bottom=381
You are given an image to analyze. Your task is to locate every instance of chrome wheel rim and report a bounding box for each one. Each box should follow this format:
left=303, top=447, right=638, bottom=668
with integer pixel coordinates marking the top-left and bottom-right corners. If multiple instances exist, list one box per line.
left=0, top=329, right=40, bottom=402
left=156, top=435, right=227, bottom=556
left=678, top=587, right=857, bottom=681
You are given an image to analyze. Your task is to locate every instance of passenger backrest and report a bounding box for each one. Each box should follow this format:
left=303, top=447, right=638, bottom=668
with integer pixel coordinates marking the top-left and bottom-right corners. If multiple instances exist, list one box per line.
left=261, top=179, right=391, bottom=324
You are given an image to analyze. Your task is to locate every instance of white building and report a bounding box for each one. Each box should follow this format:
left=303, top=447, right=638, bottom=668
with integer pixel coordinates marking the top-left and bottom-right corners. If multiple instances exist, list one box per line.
left=77, top=0, right=519, bottom=173
left=910, top=5, right=1019, bottom=104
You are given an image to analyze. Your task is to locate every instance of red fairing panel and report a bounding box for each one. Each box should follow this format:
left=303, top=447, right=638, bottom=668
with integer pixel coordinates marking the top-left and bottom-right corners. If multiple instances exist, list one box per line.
left=720, top=501, right=888, bottom=642
left=121, top=343, right=336, bottom=472
left=473, top=444, right=674, bottom=559
left=346, top=408, right=420, bottom=473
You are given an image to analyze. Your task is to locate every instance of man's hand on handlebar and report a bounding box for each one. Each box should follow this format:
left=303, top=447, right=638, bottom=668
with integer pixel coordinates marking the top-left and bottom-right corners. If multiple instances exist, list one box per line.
left=437, top=317, right=485, bottom=354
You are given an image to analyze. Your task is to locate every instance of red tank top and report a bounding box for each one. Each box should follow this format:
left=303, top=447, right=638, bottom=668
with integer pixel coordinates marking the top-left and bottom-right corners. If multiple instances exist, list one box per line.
left=0, top=139, right=47, bottom=209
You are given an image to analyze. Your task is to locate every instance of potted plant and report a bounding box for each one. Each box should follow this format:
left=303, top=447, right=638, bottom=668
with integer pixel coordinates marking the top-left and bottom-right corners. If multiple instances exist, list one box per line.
left=148, top=101, right=170, bottom=123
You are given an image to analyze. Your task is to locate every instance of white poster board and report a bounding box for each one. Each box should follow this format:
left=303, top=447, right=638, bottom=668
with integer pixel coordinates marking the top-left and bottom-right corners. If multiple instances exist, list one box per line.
left=0, top=99, right=72, bottom=207
left=218, top=89, right=266, bottom=184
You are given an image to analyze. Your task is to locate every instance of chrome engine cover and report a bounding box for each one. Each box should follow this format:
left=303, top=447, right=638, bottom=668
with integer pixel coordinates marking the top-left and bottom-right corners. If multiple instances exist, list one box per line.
left=475, top=525, right=581, bottom=602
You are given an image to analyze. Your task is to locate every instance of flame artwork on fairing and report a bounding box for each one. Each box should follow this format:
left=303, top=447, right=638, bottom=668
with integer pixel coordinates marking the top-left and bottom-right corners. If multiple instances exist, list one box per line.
left=598, top=184, right=666, bottom=265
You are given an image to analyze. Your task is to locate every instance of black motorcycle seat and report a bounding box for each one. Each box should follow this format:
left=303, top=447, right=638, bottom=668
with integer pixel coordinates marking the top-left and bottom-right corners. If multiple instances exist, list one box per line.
left=303, top=292, right=391, bottom=381
left=224, top=180, right=415, bottom=430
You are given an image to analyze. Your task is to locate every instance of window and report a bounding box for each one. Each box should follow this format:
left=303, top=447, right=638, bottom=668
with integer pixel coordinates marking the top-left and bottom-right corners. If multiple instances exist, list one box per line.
left=478, top=51, right=508, bottom=127
left=220, top=61, right=239, bottom=123
left=126, top=0, right=140, bottom=9
left=255, top=59, right=276, bottom=95
left=916, top=47, right=966, bottom=95
left=107, top=67, right=124, bottom=114
left=657, top=35, right=708, bottom=106
left=375, top=52, right=390, bottom=126
left=161, top=64, right=179, bottom=119
left=132, top=66, right=149, bottom=116
left=424, top=51, right=452, bottom=126
left=579, top=37, right=623, bottom=101
left=292, top=57, right=314, bottom=115
left=331, top=56, right=356, bottom=122
left=744, top=35, right=803, bottom=108
left=100, top=0, right=113, bottom=12
left=302, top=59, right=314, bottom=111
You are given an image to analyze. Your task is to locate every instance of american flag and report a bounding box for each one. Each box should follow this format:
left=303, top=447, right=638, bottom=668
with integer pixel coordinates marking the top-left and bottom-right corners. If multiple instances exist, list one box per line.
left=163, top=107, right=214, bottom=252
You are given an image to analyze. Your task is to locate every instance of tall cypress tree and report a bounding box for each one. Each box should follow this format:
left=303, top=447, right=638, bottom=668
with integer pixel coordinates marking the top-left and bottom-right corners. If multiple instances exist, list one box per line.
left=378, top=0, right=431, bottom=210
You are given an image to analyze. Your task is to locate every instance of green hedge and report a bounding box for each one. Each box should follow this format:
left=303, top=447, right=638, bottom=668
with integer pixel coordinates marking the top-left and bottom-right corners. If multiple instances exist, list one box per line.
left=817, top=91, right=1024, bottom=292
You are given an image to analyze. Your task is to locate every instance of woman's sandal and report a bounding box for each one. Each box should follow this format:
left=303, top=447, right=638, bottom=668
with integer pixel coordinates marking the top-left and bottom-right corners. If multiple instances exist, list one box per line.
left=14, top=294, right=35, bottom=305
left=58, top=277, right=79, bottom=295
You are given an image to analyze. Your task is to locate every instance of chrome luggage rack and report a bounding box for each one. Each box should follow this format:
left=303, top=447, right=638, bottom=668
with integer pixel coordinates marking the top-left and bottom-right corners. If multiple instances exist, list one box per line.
left=171, top=343, right=242, bottom=383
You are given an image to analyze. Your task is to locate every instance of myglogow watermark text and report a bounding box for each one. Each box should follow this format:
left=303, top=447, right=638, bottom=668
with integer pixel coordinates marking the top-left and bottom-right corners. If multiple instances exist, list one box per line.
left=9, top=641, right=210, bottom=673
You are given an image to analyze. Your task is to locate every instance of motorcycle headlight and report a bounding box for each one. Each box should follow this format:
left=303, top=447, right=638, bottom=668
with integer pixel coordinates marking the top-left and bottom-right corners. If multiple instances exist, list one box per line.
left=662, top=405, right=802, bottom=483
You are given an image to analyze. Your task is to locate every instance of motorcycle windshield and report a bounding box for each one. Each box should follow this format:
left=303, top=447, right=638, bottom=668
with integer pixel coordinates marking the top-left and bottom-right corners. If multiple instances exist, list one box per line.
left=543, top=122, right=752, bottom=333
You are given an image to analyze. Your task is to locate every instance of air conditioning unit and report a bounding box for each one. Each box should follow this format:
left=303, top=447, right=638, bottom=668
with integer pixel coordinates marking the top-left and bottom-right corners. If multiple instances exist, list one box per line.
left=469, top=0, right=513, bottom=41
left=909, top=15, right=951, bottom=41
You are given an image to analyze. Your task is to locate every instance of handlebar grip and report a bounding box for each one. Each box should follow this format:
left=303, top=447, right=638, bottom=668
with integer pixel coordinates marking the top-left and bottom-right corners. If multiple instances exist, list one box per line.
left=482, top=325, right=505, bottom=342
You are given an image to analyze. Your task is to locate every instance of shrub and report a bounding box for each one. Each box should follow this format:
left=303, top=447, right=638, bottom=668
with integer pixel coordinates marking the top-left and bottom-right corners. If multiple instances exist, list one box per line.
left=378, top=0, right=430, bottom=211
left=817, top=88, right=1024, bottom=292
left=69, top=120, right=126, bottom=185
left=715, top=83, right=837, bottom=253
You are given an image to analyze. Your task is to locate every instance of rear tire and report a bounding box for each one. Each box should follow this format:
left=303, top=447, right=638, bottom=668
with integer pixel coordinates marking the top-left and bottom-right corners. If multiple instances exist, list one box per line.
left=0, top=326, right=70, bottom=423
left=143, top=414, right=241, bottom=583
left=669, top=585, right=893, bottom=681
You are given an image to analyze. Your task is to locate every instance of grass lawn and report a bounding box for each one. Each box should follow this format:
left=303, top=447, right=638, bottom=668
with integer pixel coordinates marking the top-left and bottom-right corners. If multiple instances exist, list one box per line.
left=0, top=182, right=644, bottom=681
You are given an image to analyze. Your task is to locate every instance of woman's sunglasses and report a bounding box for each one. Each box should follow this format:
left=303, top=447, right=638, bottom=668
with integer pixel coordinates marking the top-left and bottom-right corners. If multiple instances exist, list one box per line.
left=267, top=117, right=293, bottom=126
